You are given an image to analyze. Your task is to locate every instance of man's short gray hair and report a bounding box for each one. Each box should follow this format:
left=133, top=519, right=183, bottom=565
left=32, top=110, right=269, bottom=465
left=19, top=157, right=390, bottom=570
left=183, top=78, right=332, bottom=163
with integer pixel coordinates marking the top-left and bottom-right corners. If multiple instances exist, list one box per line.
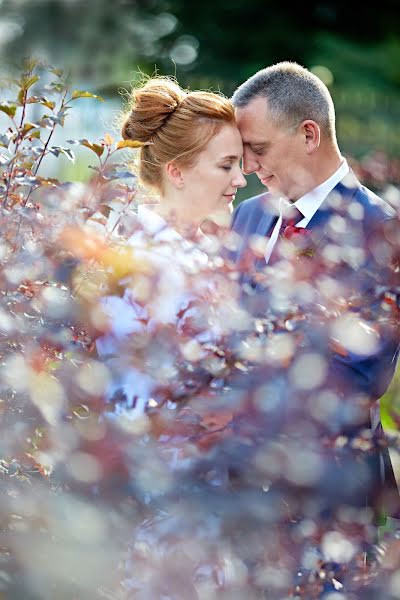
left=232, top=61, right=336, bottom=140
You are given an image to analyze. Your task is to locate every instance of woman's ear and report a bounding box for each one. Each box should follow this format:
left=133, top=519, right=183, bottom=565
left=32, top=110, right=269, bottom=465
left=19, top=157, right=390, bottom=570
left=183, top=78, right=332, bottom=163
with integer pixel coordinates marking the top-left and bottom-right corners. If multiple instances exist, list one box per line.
left=301, top=120, right=320, bottom=154
left=165, top=161, right=184, bottom=189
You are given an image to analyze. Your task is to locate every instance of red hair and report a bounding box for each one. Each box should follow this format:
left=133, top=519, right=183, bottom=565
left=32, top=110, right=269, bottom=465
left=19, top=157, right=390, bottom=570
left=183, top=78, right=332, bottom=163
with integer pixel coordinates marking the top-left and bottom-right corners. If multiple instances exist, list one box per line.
left=122, top=77, right=235, bottom=193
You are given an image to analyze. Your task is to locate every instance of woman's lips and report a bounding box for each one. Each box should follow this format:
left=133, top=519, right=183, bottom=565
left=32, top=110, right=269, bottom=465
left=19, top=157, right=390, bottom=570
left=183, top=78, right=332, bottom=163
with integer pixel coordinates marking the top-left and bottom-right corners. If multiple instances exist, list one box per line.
left=223, top=194, right=236, bottom=202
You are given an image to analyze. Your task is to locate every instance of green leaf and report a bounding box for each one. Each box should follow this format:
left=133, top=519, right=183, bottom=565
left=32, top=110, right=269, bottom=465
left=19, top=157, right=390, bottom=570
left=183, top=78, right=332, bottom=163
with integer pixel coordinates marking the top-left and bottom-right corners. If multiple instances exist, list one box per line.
left=50, top=68, right=64, bottom=78
left=26, top=96, right=40, bottom=104
left=35, top=176, right=59, bottom=187
left=38, top=116, right=54, bottom=130
left=49, top=146, right=75, bottom=163
left=20, top=160, right=35, bottom=170
left=50, top=81, right=65, bottom=93
left=67, top=138, right=104, bottom=157
left=102, top=168, right=136, bottom=180
left=39, top=113, right=65, bottom=129
left=71, top=90, right=104, bottom=102
left=103, top=133, right=114, bottom=145
left=42, top=99, right=56, bottom=110
left=0, top=103, right=17, bottom=118
left=23, top=57, right=39, bottom=73
left=21, top=74, right=40, bottom=92
left=22, top=122, right=39, bottom=134
left=0, top=134, right=11, bottom=148
left=17, top=88, right=26, bottom=105
left=27, top=96, right=56, bottom=110
left=83, top=142, right=104, bottom=157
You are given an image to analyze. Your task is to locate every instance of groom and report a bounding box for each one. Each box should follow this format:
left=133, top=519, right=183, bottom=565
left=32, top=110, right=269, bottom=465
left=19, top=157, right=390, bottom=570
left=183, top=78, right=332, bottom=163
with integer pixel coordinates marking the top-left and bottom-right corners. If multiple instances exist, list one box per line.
left=230, top=62, right=400, bottom=519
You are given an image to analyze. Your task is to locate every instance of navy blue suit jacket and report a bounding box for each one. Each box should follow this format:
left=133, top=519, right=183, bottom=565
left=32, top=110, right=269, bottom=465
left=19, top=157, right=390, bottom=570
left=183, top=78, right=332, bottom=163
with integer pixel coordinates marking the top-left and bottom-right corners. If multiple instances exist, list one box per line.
left=230, top=171, right=400, bottom=514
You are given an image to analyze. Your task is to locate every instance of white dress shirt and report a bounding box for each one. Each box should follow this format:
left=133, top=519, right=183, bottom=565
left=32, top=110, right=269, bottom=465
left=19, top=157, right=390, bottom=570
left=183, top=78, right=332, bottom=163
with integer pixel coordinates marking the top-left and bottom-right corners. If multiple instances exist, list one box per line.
left=265, top=158, right=349, bottom=264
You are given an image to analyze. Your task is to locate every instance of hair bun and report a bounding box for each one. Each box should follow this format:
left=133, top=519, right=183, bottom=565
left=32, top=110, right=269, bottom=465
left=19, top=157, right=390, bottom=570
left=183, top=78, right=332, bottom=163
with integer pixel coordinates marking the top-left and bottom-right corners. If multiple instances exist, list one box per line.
left=122, top=77, right=186, bottom=143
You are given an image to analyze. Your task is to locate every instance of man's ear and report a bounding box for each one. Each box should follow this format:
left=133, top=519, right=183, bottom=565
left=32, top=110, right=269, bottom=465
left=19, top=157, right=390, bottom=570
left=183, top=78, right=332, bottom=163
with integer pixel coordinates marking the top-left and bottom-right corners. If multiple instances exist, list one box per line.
left=165, top=161, right=184, bottom=189
left=301, top=120, right=320, bottom=154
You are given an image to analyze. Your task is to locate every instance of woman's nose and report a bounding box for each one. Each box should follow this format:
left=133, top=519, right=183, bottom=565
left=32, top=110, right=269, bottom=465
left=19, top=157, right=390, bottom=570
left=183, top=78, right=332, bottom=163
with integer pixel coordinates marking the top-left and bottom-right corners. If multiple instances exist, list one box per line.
left=233, top=167, right=247, bottom=188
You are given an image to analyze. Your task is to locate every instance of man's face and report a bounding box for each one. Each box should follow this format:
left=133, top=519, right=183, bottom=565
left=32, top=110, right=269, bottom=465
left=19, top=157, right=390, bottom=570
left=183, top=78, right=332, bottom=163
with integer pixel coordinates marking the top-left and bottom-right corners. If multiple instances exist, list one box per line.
left=235, top=96, right=309, bottom=200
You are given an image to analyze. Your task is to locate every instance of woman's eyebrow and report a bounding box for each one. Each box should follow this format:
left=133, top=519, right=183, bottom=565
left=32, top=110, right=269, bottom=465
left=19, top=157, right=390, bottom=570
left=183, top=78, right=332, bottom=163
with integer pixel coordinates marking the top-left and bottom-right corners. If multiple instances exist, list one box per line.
left=220, top=154, right=240, bottom=160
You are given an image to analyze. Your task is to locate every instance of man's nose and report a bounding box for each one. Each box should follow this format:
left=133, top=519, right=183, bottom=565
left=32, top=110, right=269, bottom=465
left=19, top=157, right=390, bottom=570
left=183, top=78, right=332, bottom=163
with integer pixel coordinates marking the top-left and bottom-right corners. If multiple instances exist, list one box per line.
left=242, top=153, right=258, bottom=175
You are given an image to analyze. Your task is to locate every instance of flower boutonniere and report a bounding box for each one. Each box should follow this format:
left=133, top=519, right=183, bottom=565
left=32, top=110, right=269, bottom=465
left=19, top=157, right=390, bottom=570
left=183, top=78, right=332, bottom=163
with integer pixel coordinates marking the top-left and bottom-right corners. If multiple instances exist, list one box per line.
left=282, top=226, right=315, bottom=257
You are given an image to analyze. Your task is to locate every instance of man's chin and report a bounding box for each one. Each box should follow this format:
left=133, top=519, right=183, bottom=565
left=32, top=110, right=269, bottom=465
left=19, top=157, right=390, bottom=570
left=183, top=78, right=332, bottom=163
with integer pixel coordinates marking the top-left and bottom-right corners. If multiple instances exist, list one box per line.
left=260, top=176, right=278, bottom=194
left=261, top=182, right=279, bottom=196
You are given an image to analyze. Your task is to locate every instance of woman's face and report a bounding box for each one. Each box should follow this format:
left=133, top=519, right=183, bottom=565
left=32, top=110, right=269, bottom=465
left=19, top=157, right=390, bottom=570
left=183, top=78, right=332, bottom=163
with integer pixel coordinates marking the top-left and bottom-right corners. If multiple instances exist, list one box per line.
left=180, top=124, right=247, bottom=223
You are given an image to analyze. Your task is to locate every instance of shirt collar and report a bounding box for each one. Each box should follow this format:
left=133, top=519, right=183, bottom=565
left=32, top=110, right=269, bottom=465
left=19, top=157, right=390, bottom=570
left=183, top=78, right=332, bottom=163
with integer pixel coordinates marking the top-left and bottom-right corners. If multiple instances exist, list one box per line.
left=293, top=158, right=349, bottom=225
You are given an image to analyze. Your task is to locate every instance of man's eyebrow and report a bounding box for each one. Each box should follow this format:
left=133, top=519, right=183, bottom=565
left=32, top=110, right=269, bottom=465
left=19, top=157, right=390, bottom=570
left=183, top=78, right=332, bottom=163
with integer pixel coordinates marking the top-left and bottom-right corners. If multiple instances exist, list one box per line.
left=244, top=141, right=268, bottom=147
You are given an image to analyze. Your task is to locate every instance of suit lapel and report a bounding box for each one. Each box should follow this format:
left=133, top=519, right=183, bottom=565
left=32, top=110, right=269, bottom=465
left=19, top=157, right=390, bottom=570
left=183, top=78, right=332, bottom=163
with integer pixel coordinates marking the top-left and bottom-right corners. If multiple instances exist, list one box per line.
left=306, top=170, right=360, bottom=231
left=255, top=210, right=277, bottom=237
left=239, top=172, right=361, bottom=286
left=266, top=171, right=361, bottom=266
left=236, top=193, right=278, bottom=272
left=253, top=212, right=279, bottom=273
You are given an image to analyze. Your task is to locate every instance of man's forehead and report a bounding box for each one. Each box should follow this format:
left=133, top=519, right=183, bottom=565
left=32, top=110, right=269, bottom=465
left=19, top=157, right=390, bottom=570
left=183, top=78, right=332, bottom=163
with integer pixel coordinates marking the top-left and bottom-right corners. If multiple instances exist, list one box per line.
left=235, top=95, right=268, bottom=116
left=235, top=108, right=271, bottom=144
left=235, top=101, right=270, bottom=132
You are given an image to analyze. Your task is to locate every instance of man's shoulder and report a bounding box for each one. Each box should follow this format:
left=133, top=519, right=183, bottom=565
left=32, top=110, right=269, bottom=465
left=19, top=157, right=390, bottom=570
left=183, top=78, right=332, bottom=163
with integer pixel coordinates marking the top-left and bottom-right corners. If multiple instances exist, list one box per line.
left=332, top=171, right=399, bottom=230
left=235, top=192, right=270, bottom=213
left=232, top=192, right=273, bottom=235
left=355, top=183, right=397, bottom=221
left=340, top=171, right=397, bottom=221
left=233, top=192, right=273, bottom=222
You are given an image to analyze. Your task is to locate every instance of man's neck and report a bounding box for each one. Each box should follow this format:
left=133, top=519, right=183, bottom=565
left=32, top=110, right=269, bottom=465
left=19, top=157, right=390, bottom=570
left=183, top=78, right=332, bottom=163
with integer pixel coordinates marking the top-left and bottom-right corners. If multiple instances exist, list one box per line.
left=312, top=153, right=343, bottom=189
left=291, top=151, right=343, bottom=201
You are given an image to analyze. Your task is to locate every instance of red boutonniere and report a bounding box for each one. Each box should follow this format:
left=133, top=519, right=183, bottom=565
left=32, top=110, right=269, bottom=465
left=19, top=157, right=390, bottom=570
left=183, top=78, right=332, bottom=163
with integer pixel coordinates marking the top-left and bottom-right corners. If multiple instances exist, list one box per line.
left=282, top=226, right=315, bottom=257
left=283, top=225, right=310, bottom=240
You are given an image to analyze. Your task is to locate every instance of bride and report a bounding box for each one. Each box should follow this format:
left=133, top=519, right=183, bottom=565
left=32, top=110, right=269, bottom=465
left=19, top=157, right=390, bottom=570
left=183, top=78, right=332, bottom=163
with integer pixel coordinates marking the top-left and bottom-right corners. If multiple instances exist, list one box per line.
left=121, top=76, right=246, bottom=239
left=95, top=76, right=246, bottom=419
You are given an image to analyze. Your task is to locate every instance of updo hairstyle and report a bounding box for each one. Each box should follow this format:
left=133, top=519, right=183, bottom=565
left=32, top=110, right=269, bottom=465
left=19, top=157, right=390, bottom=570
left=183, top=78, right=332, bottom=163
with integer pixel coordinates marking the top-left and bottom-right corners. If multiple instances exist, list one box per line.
left=121, top=77, right=235, bottom=193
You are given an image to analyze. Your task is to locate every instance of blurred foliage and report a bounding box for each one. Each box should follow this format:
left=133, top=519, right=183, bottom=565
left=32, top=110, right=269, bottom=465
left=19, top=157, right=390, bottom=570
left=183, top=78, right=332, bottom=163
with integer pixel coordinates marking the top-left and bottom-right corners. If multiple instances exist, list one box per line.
left=0, top=60, right=161, bottom=597
left=1, top=56, right=400, bottom=600
left=382, top=368, right=400, bottom=431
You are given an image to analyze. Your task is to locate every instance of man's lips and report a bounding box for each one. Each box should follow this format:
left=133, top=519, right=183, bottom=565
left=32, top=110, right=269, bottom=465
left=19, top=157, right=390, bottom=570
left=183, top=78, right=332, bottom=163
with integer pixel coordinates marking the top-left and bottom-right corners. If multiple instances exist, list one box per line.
left=260, top=175, right=273, bottom=185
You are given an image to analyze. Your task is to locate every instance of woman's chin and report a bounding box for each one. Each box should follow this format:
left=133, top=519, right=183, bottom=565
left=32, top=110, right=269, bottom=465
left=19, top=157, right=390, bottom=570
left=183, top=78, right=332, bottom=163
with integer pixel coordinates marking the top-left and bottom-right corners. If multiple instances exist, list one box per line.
left=200, top=207, right=232, bottom=236
left=210, top=207, right=232, bottom=225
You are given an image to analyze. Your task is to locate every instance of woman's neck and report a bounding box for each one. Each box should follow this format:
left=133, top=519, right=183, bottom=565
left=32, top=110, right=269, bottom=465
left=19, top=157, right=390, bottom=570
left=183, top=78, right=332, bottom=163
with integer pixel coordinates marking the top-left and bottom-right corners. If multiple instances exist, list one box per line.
left=151, top=200, right=203, bottom=241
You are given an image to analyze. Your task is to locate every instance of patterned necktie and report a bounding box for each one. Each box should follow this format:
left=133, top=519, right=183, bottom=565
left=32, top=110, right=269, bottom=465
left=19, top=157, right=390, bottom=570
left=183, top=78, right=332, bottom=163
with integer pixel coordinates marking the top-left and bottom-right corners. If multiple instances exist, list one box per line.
left=265, top=200, right=304, bottom=265
left=280, top=202, right=304, bottom=235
